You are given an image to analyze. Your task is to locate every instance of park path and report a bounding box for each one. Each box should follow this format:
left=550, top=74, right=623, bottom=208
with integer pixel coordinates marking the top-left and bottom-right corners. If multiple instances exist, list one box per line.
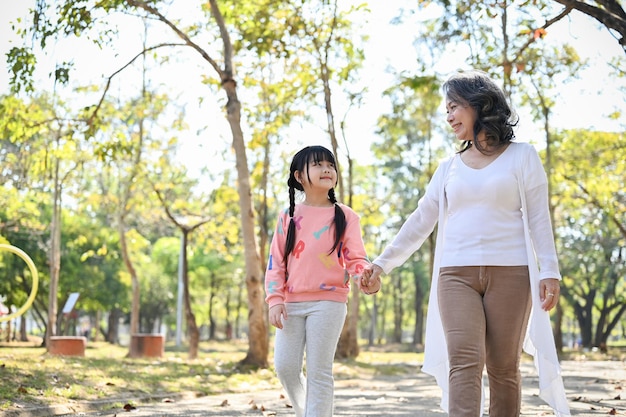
left=3, top=360, right=625, bottom=417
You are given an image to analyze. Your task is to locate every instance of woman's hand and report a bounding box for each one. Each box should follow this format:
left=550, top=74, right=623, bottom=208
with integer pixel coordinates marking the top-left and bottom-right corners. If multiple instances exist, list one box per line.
left=540, top=278, right=560, bottom=311
left=269, top=304, right=287, bottom=329
left=360, top=264, right=383, bottom=295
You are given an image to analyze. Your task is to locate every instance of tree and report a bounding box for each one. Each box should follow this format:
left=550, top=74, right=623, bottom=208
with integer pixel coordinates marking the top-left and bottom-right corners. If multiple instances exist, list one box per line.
left=0, top=92, right=87, bottom=346
left=552, top=129, right=626, bottom=348
left=153, top=184, right=211, bottom=359
left=0, top=95, right=50, bottom=341
left=9, top=0, right=269, bottom=366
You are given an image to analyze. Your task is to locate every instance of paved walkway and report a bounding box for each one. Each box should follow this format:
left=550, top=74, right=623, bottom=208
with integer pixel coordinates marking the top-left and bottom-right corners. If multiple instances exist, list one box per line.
left=3, top=360, right=625, bottom=417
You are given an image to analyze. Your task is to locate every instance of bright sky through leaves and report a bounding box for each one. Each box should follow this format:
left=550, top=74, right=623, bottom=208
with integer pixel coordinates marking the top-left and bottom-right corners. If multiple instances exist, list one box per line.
left=1, top=0, right=624, bottom=173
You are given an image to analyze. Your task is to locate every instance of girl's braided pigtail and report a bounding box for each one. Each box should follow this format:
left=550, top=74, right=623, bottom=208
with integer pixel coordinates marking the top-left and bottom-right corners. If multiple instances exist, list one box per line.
left=328, top=188, right=346, bottom=254
left=283, top=180, right=297, bottom=272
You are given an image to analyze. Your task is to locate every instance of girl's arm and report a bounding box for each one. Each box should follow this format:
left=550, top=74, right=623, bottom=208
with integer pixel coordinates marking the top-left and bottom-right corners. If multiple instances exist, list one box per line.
left=265, top=211, right=288, bottom=307
left=341, top=208, right=378, bottom=294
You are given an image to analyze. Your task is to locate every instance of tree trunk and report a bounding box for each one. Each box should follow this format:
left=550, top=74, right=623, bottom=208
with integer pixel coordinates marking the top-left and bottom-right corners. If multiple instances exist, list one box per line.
left=20, top=315, right=28, bottom=342
left=225, top=290, right=233, bottom=340
left=221, top=78, right=268, bottom=367
left=205, top=0, right=268, bottom=367
left=4, top=317, right=11, bottom=342
left=573, top=291, right=595, bottom=348
left=107, top=307, right=121, bottom=344
left=413, top=275, right=425, bottom=347
left=119, top=221, right=140, bottom=350
left=367, top=295, right=377, bottom=346
left=209, top=271, right=216, bottom=341
left=392, top=274, right=403, bottom=343
left=46, top=157, right=62, bottom=349
left=554, top=303, right=564, bottom=351
left=94, top=311, right=100, bottom=342
left=181, top=230, right=200, bottom=359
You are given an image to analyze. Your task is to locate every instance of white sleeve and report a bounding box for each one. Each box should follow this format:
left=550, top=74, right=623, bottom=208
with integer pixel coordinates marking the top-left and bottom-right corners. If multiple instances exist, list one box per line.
left=523, top=146, right=561, bottom=280
left=373, top=161, right=446, bottom=274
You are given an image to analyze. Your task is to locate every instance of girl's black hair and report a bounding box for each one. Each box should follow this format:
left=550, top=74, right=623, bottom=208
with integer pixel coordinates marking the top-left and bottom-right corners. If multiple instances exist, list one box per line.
left=443, top=70, right=519, bottom=155
left=283, top=146, right=346, bottom=269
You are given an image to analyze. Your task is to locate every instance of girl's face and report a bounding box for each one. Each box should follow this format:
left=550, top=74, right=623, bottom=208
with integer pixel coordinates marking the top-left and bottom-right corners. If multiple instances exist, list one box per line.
left=295, top=157, right=337, bottom=192
left=446, top=97, right=477, bottom=142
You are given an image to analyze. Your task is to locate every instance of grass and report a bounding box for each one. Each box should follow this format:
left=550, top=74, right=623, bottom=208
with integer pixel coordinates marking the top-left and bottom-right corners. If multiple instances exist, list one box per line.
left=0, top=339, right=280, bottom=411
left=0, top=338, right=623, bottom=412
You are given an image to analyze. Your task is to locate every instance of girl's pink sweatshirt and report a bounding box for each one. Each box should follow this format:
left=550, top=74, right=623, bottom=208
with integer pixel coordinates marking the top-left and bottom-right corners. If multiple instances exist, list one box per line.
left=264, top=203, right=369, bottom=308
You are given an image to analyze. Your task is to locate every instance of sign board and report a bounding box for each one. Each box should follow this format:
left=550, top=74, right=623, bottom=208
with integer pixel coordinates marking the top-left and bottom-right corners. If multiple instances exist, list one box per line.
left=62, top=292, right=80, bottom=314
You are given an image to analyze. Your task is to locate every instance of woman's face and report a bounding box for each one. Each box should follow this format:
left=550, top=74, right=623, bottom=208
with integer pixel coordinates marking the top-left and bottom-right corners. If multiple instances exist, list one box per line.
left=446, top=97, right=477, bottom=142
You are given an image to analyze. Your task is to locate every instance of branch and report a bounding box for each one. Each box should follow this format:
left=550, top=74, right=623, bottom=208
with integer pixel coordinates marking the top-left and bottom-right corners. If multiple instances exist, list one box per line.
left=208, top=0, right=235, bottom=83
left=552, top=0, right=626, bottom=50
left=86, top=42, right=184, bottom=128
left=152, top=186, right=212, bottom=232
left=511, top=5, right=573, bottom=64
left=126, top=0, right=224, bottom=76
left=153, top=186, right=185, bottom=229
left=597, top=0, right=626, bottom=21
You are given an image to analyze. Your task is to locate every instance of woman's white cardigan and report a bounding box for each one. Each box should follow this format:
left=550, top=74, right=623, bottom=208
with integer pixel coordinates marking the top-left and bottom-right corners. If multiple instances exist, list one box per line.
left=374, top=142, right=570, bottom=416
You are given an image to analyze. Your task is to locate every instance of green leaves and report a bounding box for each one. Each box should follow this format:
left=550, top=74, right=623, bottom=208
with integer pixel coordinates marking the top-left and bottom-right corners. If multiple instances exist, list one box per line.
left=6, top=47, right=37, bottom=94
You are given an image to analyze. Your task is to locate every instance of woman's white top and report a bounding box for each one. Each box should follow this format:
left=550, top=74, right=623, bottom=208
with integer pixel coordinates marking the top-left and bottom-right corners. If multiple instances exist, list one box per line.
left=373, top=141, right=570, bottom=416
left=441, top=143, right=560, bottom=275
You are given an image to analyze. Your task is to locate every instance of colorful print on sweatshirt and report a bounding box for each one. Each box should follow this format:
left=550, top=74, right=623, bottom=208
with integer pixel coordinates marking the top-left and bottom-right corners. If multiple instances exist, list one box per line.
left=264, top=203, right=369, bottom=308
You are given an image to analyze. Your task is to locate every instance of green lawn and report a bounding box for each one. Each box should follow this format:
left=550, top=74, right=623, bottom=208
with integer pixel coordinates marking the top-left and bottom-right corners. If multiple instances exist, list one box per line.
left=0, top=339, right=277, bottom=411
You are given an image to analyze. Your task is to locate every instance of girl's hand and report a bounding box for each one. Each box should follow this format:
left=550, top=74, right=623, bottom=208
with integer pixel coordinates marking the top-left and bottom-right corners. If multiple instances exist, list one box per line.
left=269, top=304, right=287, bottom=329
left=361, top=275, right=381, bottom=294
left=540, top=278, right=560, bottom=311
left=360, top=264, right=383, bottom=295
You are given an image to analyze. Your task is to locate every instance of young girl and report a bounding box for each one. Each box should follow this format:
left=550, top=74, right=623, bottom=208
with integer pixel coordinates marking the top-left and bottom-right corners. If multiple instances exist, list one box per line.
left=265, top=145, right=380, bottom=417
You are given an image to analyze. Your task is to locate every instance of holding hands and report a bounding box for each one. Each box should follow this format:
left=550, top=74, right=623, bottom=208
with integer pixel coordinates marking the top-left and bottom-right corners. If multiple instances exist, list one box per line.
left=360, top=264, right=384, bottom=295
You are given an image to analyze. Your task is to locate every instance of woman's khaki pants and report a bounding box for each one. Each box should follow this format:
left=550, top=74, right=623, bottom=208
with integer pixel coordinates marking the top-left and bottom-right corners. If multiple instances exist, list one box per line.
left=438, top=266, right=532, bottom=417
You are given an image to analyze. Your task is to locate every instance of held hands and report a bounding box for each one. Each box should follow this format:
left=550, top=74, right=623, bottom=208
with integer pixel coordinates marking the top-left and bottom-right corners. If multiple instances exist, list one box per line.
left=540, top=278, right=560, bottom=311
left=360, top=264, right=384, bottom=295
left=269, top=304, right=287, bottom=329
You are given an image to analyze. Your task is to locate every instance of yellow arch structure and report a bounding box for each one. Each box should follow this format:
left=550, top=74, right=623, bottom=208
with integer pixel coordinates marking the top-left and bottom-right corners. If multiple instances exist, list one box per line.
left=0, top=244, right=39, bottom=323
